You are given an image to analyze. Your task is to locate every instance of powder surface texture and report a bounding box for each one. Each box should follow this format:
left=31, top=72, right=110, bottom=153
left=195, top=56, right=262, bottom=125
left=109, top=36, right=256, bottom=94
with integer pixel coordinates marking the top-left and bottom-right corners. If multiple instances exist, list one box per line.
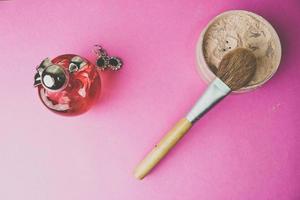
left=203, top=12, right=280, bottom=87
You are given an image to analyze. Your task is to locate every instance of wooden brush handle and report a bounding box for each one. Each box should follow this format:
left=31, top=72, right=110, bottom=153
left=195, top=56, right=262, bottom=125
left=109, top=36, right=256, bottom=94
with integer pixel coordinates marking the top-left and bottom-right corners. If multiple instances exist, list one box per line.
left=134, top=118, right=192, bottom=179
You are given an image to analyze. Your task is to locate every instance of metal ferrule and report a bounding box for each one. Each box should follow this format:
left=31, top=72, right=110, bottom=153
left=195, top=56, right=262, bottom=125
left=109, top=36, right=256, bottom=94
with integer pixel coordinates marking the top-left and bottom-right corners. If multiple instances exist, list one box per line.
left=186, top=78, right=231, bottom=123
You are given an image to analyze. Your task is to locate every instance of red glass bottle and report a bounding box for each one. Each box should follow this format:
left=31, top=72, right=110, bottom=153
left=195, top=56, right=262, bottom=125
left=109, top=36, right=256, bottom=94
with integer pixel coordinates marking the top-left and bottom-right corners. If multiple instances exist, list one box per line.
left=34, top=46, right=122, bottom=116
left=36, top=55, right=100, bottom=116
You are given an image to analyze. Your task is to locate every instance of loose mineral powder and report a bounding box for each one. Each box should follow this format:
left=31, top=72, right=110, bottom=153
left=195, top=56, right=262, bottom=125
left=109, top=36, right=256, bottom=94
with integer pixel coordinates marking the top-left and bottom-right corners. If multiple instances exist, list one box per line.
left=197, top=10, right=281, bottom=92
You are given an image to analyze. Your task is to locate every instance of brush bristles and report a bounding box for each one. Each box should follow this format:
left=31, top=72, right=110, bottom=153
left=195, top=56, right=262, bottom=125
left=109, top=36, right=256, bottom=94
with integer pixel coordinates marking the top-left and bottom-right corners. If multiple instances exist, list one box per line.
left=217, top=48, right=257, bottom=91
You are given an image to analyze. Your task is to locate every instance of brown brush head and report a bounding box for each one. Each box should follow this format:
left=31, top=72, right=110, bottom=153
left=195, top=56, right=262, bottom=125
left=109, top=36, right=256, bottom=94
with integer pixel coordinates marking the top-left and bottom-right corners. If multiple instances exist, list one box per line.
left=216, top=48, right=257, bottom=91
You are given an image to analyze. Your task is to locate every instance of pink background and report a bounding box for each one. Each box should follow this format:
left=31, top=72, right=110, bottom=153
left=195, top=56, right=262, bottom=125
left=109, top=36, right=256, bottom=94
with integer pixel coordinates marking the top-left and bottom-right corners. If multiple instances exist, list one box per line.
left=0, top=0, right=299, bottom=199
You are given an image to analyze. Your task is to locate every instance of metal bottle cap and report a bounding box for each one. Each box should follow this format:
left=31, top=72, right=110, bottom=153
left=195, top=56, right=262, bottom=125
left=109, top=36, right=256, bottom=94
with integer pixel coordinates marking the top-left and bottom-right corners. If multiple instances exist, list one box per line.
left=40, top=65, right=68, bottom=91
left=34, top=58, right=69, bottom=92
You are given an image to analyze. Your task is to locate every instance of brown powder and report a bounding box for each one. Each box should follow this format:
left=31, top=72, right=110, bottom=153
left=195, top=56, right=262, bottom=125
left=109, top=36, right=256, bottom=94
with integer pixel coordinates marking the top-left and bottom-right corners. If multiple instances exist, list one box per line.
left=202, top=11, right=281, bottom=87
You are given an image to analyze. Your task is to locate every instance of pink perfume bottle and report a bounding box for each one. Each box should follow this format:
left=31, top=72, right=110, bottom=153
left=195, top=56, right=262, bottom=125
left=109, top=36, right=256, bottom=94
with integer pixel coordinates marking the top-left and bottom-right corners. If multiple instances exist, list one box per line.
left=34, top=46, right=122, bottom=116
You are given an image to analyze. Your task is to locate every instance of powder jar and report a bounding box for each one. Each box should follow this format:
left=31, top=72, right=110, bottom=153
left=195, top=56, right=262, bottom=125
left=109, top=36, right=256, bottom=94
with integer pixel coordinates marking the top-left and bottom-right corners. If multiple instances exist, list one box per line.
left=196, top=10, right=281, bottom=92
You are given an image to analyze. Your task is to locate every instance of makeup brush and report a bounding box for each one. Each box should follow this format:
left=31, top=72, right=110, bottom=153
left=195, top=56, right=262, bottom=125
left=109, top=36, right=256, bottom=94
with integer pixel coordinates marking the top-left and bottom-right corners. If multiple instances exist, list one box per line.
left=134, top=48, right=257, bottom=179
